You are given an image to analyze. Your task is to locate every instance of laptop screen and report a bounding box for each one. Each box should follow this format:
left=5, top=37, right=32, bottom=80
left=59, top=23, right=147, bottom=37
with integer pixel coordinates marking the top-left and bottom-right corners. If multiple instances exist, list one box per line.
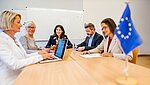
left=54, top=39, right=67, bottom=59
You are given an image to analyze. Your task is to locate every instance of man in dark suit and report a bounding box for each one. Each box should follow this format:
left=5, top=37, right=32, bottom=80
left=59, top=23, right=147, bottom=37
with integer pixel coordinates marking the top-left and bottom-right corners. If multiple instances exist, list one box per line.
left=77, top=23, right=103, bottom=51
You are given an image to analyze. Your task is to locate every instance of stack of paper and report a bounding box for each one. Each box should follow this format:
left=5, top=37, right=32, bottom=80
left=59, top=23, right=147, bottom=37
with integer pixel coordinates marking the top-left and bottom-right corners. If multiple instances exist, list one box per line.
left=80, top=53, right=101, bottom=58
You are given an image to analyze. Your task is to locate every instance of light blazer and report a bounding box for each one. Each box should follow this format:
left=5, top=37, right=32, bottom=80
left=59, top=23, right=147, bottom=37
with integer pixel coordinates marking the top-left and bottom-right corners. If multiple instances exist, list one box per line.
left=89, top=35, right=132, bottom=60
left=0, top=32, right=43, bottom=85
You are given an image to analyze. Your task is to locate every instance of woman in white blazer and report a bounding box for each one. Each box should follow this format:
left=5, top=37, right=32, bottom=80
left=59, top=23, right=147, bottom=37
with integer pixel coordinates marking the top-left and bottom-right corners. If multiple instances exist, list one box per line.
left=83, top=18, right=132, bottom=60
left=0, top=10, right=52, bottom=85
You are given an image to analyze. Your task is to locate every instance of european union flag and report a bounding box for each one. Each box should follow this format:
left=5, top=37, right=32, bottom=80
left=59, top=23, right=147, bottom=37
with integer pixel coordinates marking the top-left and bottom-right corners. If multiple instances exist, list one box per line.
left=115, top=4, right=143, bottom=55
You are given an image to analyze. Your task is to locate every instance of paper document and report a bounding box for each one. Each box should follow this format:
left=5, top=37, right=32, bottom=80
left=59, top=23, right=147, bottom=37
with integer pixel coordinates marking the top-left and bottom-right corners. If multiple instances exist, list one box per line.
left=80, top=53, right=101, bottom=58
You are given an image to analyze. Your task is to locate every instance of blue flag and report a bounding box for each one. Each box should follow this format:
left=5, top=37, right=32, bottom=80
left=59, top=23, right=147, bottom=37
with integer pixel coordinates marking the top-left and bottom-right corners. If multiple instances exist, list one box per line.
left=115, top=4, right=143, bottom=55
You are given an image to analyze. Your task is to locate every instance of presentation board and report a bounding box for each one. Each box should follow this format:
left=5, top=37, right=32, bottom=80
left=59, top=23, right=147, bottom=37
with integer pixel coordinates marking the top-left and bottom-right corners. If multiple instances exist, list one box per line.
left=14, top=8, right=85, bottom=41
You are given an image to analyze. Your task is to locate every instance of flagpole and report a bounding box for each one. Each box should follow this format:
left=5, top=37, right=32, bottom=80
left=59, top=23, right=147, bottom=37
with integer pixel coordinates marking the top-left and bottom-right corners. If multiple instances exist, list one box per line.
left=124, top=0, right=129, bottom=80
left=124, top=55, right=128, bottom=80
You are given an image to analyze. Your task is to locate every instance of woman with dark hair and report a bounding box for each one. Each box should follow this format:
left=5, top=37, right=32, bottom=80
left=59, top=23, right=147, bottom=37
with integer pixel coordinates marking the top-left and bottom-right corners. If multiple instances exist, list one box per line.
left=45, top=25, right=73, bottom=51
left=83, top=18, right=132, bottom=60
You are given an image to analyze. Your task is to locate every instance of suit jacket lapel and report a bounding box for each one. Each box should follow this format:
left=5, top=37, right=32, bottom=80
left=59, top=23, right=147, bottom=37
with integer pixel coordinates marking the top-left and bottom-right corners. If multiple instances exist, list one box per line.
left=86, top=36, right=90, bottom=46
left=91, top=32, right=96, bottom=46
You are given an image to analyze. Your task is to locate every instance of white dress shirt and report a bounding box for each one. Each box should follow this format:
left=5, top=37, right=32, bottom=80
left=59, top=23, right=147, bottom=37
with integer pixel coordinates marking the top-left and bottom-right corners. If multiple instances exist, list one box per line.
left=88, top=32, right=95, bottom=46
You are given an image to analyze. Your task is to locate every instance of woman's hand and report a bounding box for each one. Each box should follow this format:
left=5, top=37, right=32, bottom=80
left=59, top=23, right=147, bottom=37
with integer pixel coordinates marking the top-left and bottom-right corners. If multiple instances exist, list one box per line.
left=82, top=51, right=90, bottom=54
left=38, top=51, right=53, bottom=60
left=38, top=50, right=48, bottom=55
left=42, top=48, right=50, bottom=52
left=50, top=45, right=57, bottom=50
left=101, top=53, right=113, bottom=57
left=41, top=53, right=53, bottom=60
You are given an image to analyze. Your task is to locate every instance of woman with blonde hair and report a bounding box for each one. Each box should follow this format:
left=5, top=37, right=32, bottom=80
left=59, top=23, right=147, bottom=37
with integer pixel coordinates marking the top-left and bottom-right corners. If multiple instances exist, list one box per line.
left=20, top=21, right=40, bottom=54
left=0, top=10, right=52, bottom=85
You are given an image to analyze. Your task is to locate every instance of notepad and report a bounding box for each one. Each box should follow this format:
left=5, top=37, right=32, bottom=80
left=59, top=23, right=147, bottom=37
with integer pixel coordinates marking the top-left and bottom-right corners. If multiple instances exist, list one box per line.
left=80, top=53, right=102, bottom=58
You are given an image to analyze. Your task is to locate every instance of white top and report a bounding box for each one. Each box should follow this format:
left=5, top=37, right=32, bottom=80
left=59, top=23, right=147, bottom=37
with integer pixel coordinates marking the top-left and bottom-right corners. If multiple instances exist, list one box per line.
left=0, top=32, right=43, bottom=85
left=19, top=36, right=39, bottom=54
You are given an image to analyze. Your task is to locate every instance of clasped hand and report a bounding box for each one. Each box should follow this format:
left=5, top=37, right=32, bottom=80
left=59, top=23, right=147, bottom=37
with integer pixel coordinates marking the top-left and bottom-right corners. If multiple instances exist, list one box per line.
left=82, top=51, right=113, bottom=57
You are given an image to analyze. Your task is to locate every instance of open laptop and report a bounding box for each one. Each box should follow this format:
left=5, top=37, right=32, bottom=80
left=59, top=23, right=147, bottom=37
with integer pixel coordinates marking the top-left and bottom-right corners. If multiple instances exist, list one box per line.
left=40, top=39, right=67, bottom=63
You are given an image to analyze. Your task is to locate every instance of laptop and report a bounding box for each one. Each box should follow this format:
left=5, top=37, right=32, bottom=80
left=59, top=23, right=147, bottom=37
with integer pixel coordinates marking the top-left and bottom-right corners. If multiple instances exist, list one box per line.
left=40, top=39, right=67, bottom=63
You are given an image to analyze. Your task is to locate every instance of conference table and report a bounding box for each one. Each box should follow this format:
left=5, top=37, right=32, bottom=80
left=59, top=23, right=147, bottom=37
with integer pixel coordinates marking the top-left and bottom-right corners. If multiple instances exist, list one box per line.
left=13, top=49, right=150, bottom=85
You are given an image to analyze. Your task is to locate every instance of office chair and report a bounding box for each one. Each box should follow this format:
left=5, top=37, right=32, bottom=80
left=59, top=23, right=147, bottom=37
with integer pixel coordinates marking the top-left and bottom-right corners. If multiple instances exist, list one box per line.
left=129, top=47, right=139, bottom=64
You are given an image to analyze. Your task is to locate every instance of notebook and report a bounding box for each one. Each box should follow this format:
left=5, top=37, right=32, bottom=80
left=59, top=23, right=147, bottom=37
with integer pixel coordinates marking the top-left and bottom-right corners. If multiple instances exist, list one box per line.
left=40, top=39, right=67, bottom=63
left=80, top=53, right=101, bottom=58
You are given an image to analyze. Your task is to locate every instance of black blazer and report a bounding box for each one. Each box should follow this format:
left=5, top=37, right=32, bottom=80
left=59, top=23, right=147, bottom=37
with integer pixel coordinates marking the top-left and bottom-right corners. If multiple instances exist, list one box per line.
left=77, top=32, right=103, bottom=51
left=45, top=35, right=73, bottom=49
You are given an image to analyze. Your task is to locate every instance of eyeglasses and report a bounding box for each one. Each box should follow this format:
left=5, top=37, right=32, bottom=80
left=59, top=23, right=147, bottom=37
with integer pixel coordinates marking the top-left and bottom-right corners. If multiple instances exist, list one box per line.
left=28, top=26, right=36, bottom=28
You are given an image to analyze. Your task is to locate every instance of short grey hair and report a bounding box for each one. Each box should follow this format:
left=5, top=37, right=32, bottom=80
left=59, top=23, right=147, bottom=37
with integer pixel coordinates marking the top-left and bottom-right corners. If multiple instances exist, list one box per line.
left=0, top=10, right=21, bottom=31
left=24, top=21, right=36, bottom=29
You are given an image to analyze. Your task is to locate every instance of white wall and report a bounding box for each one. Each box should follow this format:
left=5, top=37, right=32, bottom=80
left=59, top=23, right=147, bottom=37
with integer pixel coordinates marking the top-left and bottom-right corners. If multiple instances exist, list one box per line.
left=0, top=0, right=83, bottom=11
left=83, top=0, right=124, bottom=33
left=0, top=0, right=150, bottom=54
left=83, top=0, right=150, bottom=54
left=130, top=0, right=150, bottom=54
left=14, top=8, right=84, bottom=40
left=0, top=0, right=26, bottom=11
left=26, top=0, right=83, bottom=11
left=0, top=0, right=84, bottom=45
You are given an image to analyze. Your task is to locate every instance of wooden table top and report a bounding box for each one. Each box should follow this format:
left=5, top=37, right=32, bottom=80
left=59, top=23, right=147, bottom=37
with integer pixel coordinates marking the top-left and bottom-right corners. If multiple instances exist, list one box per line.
left=13, top=49, right=150, bottom=85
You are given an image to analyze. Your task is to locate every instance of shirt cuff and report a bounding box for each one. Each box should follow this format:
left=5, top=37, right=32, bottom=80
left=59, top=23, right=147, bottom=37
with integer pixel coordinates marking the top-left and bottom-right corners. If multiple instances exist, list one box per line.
left=38, top=55, right=43, bottom=61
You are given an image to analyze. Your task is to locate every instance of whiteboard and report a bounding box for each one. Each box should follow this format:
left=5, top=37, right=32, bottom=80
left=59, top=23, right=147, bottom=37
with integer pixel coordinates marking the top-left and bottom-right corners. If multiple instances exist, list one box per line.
left=15, top=8, right=85, bottom=41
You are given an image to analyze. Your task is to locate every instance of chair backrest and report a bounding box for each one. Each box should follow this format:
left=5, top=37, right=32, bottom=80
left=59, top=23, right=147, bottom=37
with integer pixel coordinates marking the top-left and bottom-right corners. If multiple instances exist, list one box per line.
left=129, top=47, right=139, bottom=64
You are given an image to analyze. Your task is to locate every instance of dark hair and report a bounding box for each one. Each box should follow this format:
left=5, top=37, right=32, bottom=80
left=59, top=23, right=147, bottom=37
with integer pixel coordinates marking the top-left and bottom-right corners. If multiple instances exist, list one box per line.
left=84, top=23, right=95, bottom=30
left=101, top=18, right=117, bottom=34
left=53, top=25, right=65, bottom=38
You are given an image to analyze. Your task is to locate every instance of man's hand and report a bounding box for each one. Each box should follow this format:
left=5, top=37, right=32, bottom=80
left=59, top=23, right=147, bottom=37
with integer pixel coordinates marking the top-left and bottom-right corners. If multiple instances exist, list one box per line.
left=77, top=47, right=85, bottom=52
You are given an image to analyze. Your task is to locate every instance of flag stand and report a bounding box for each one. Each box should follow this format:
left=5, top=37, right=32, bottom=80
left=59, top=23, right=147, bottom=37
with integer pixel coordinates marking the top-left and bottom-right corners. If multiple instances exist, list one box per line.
left=116, top=55, right=138, bottom=85
left=114, top=0, right=142, bottom=84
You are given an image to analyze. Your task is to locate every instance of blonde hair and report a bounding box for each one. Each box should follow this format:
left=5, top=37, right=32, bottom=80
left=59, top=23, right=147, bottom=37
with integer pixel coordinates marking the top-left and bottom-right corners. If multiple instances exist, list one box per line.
left=24, top=21, right=36, bottom=29
left=0, top=10, right=21, bottom=31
